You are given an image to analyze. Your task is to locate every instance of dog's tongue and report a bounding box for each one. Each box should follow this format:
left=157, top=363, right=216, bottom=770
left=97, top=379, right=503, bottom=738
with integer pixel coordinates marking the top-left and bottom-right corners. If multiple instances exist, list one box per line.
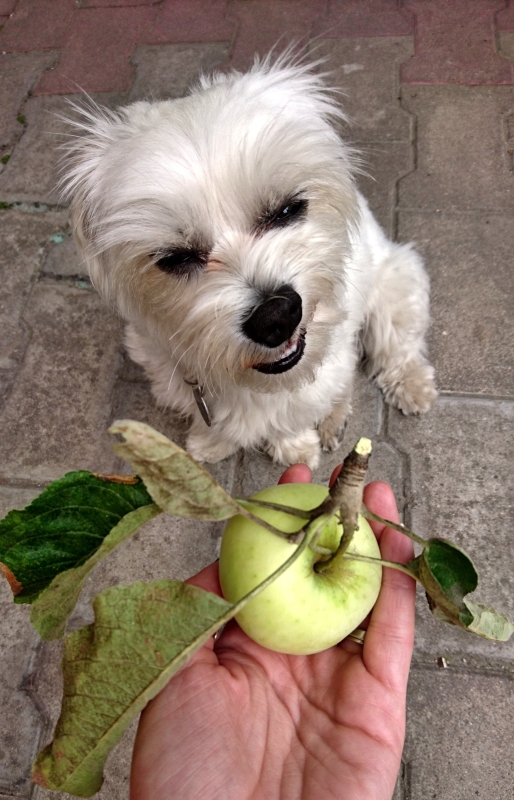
left=253, top=332, right=306, bottom=375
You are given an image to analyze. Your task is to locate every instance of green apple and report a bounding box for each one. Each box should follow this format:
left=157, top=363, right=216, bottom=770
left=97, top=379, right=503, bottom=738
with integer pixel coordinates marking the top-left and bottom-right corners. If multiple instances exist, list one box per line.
left=219, top=482, right=382, bottom=655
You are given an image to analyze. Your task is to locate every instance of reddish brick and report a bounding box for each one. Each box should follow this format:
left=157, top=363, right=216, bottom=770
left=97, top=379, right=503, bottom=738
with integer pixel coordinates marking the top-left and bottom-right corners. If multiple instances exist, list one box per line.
left=79, top=0, right=158, bottom=6
left=34, top=6, right=157, bottom=94
left=401, top=0, right=513, bottom=85
left=0, top=0, right=17, bottom=15
left=0, top=0, right=74, bottom=53
left=313, top=0, right=413, bottom=38
left=228, top=0, right=325, bottom=70
left=496, top=0, right=514, bottom=31
left=140, top=0, right=234, bottom=44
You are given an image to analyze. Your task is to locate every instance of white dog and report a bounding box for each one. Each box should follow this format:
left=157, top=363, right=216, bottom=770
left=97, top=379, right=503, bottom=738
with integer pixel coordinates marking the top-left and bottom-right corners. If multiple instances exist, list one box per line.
left=61, top=55, right=436, bottom=469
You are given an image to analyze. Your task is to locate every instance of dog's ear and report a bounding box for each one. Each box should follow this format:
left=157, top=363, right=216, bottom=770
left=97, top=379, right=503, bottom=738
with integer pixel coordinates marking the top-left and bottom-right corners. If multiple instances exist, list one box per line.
left=58, top=101, right=138, bottom=301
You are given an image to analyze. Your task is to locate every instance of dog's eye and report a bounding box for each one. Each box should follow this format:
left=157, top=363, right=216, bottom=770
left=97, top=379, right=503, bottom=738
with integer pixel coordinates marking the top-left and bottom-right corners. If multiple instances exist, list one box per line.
left=264, top=198, right=308, bottom=230
left=153, top=249, right=205, bottom=276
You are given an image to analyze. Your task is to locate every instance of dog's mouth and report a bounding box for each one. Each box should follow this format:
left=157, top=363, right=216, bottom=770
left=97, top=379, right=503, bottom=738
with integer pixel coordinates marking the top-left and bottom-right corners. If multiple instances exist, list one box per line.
left=253, top=331, right=306, bottom=375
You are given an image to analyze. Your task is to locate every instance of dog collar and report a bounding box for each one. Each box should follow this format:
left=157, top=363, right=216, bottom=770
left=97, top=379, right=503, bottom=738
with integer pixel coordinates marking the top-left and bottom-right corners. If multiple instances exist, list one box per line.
left=184, top=379, right=212, bottom=427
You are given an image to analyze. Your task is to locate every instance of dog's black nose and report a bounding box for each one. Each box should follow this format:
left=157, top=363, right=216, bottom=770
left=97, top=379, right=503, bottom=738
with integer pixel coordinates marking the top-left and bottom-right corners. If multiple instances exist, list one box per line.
left=242, top=284, right=302, bottom=348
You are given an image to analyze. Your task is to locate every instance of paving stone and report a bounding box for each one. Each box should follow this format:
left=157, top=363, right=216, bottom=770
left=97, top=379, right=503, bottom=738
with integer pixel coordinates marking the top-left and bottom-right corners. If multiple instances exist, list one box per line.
left=313, top=0, right=413, bottom=38
left=0, top=282, right=123, bottom=483
left=498, top=30, right=514, bottom=63
left=401, top=0, right=513, bottom=85
left=0, top=600, right=44, bottom=796
left=81, top=0, right=158, bottom=6
left=0, top=209, right=69, bottom=404
left=314, top=37, right=414, bottom=143
left=0, top=0, right=74, bottom=53
left=404, top=668, right=514, bottom=799
left=355, top=141, right=412, bottom=237
left=42, top=227, right=87, bottom=277
left=0, top=1, right=17, bottom=16
left=128, top=42, right=230, bottom=102
left=0, top=51, right=56, bottom=149
left=34, top=6, right=157, bottom=95
left=227, top=0, right=325, bottom=71
left=140, top=0, right=234, bottom=45
left=388, top=396, right=514, bottom=662
left=398, top=212, right=514, bottom=396
left=496, top=1, right=514, bottom=30
left=398, top=86, right=514, bottom=212
left=0, top=92, right=124, bottom=204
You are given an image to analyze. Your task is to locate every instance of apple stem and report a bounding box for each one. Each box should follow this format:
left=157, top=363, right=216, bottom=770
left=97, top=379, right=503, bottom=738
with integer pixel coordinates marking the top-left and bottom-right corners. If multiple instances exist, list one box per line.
left=362, top=506, right=428, bottom=548
left=311, top=437, right=372, bottom=568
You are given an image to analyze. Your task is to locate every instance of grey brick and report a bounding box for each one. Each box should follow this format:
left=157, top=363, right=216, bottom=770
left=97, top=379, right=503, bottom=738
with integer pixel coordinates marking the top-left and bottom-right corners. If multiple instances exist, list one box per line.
left=312, top=37, right=414, bottom=143
left=399, top=86, right=514, bottom=211
left=398, top=211, right=514, bottom=396
left=388, top=396, right=514, bottom=662
left=0, top=51, right=56, bottom=150
left=128, top=42, right=230, bottom=103
left=42, top=227, right=87, bottom=278
left=0, top=601, right=44, bottom=796
left=356, top=141, right=412, bottom=237
left=404, top=667, right=514, bottom=799
left=0, top=209, right=69, bottom=402
left=0, top=92, right=125, bottom=204
left=0, top=282, right=123, bottom=483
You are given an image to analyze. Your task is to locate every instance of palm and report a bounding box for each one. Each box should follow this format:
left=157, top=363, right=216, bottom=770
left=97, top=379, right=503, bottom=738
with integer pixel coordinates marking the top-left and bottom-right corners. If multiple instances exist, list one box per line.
left=131, top=482, right=415, bottom=800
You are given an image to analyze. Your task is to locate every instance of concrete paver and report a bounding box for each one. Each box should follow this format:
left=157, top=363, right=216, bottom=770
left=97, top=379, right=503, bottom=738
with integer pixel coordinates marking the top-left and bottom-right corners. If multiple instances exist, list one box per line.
left=0, top=282, right=122, bottom=483
left=399, top=86, right=514, bottom=211
left=398, top=212, right=514, bottom=395
left=404, top=668, right=514, bottom=798
left=389, top=396, right=514, bottom=663
left=402, top=0, right=513, bottom=85
left=128, top=42, right=230, bottom=102
left=0, top=93, right=125, bottom=204
left=0, top=210, right=69, bottom=402
left=0, top=2, right=513, bottom=799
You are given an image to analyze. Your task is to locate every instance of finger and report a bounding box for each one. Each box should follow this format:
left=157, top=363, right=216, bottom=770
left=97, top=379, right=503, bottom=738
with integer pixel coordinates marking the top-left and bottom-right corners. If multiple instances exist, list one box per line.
left=185, top=562, right=223, bottom=652
left=329, top=464, right=342, bottom=487
left=186, top=561, right=222, bottom=595
left=362, top=482, right=416, bottom=691
left=278, top=463, right=312, bottom=484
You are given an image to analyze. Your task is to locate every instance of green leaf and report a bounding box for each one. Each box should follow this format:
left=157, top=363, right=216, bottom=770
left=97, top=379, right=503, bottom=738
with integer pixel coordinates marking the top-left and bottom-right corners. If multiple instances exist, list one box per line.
left=110, top=420, right=243, bottom=521
left=32, top=580, right=233, bottom=797
left=32, top=515, right=320, bottom=796
left=415, top=539, right=512, bottom=641
left=30, top=503, right=160, bottom=641
left=0, top=472, right=154, bottom=605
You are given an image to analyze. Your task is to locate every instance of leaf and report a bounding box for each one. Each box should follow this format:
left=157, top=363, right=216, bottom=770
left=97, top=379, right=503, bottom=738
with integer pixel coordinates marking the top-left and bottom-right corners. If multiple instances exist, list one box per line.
left=32, top=516, right=320, bottom=796
left=30, top=503, right=160, bottom=641
left=110, top=420, right=244, bottom=521
left=0, top=472, right=155, bottom=605
left=32, top=580, right=234, bottom=797
left=414, top=539, right=512, bottom=641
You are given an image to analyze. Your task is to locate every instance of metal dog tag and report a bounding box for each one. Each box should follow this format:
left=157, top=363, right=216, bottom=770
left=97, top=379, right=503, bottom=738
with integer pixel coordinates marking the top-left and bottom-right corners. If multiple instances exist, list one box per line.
left=184, top=379, right=212, bottom=427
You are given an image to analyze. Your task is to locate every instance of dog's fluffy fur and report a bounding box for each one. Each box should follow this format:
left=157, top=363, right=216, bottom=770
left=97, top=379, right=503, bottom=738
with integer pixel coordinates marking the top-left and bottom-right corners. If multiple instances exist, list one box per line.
left=62, top=55, right=436, bottom=469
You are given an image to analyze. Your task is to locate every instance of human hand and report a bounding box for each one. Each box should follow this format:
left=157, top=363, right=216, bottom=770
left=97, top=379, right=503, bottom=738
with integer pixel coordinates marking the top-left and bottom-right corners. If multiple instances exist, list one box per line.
left=130, top=465, right=415, bottom=800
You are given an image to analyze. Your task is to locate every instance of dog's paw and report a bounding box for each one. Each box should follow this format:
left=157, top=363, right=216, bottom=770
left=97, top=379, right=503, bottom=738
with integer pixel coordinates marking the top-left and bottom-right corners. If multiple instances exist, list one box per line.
left=265, top=429, right=321, bottom=470
left=379, top=360, right=437, bottom=415
left=318, top=397, right=351, bottom=452
left=186, top=430, right=237, bottom=464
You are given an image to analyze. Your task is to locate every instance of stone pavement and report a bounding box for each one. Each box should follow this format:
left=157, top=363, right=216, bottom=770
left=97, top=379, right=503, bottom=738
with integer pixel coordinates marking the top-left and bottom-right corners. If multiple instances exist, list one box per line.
left=0, top=1, right=513, bottom=798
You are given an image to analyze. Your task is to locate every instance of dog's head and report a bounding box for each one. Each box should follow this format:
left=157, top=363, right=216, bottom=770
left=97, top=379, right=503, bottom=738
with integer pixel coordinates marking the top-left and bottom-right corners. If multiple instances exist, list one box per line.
left=61, top=56, right=359, bottom=394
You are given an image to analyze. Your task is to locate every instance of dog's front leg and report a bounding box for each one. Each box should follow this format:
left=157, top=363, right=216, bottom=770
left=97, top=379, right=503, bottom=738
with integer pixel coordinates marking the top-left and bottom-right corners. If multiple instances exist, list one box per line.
left=265, top=429, right=321, bottom=470
left=186, top=414, right=239, bottom=464
left=318, top=395, right=352, bottom=453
